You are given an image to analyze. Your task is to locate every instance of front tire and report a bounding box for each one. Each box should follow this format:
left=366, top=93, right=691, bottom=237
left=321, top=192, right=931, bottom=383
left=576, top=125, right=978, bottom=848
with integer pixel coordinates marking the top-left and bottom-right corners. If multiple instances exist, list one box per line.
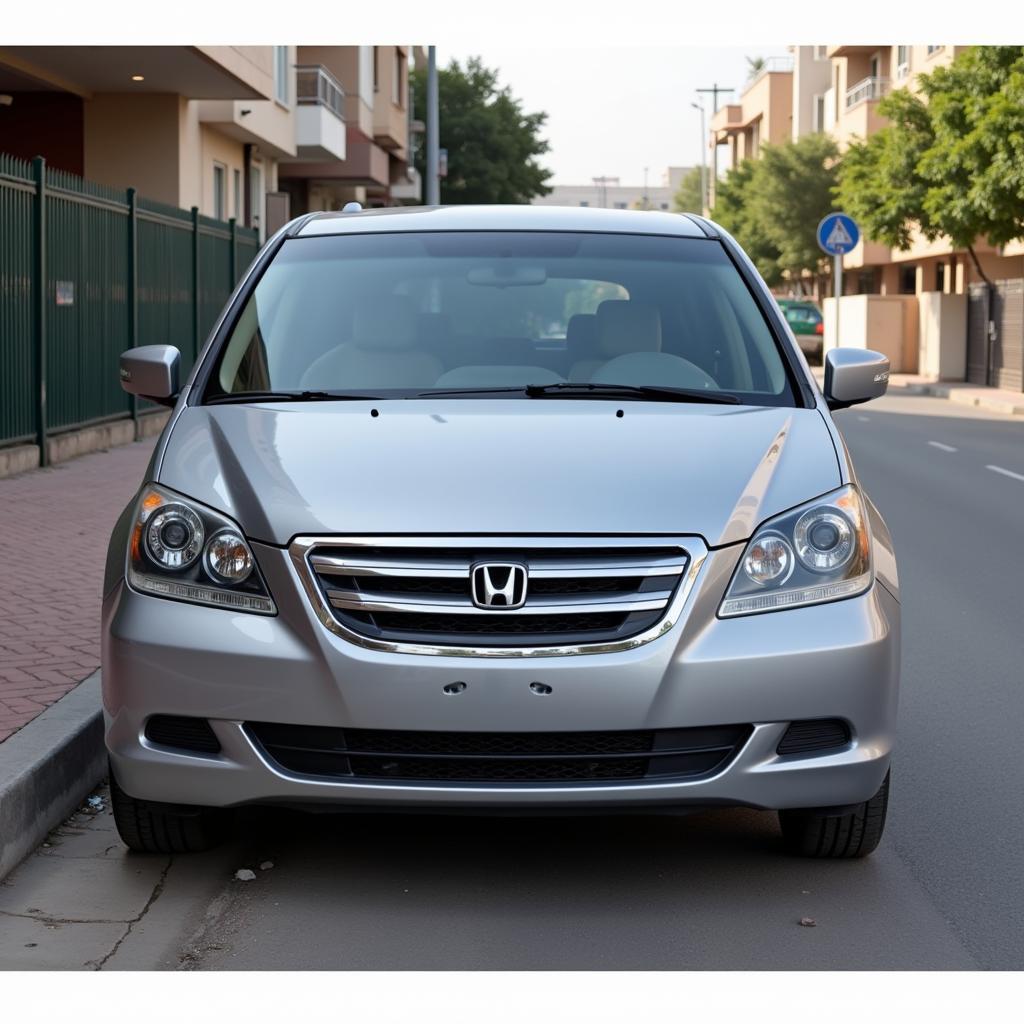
left=778, top=769, right=890, bottom=858
left=109, top=762, right=229, bottom=853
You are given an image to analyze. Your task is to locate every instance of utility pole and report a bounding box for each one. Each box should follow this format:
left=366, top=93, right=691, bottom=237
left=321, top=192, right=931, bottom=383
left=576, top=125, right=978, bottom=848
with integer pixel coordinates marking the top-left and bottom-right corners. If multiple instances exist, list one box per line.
left=426, top=46, right=440, bottom=206
left=696, top=84, right=733, bottom=209
left=690, top=102, right=708, bottom=214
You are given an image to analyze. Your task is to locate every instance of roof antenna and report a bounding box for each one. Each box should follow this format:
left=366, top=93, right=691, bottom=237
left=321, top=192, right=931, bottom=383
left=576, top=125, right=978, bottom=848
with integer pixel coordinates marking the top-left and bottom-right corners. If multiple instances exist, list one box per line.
left=342, top=201, right=363, bottom=213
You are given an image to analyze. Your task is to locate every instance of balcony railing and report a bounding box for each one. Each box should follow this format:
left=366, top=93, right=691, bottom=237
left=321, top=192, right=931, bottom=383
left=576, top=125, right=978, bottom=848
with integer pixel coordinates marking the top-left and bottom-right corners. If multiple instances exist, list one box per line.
left=744, top=55, right=795, bottom=91
left=296, top=65, right=345, bottom=119
left=845, top=76, right=889, bottom=110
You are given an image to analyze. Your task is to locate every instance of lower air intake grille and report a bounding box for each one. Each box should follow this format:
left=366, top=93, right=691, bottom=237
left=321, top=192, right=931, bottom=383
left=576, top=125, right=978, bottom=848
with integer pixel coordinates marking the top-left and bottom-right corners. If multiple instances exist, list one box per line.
left=246, top=722, right=753, bottom=785
left=776, top=718, right=851, bottom=755
left=145, top=715, right=221, bottom=754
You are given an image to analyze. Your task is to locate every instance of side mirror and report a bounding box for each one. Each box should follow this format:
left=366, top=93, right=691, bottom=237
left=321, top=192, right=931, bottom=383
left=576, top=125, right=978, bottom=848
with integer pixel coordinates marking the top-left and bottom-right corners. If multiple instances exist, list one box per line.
left=824, top=348, right=889, bottom=411
left=119, top=346, right=181, bottom=407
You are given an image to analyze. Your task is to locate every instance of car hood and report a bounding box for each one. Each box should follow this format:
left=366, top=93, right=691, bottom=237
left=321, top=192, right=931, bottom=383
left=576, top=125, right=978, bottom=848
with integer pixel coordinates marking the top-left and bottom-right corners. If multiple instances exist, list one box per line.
left=157, top=400, right=841, bottom=547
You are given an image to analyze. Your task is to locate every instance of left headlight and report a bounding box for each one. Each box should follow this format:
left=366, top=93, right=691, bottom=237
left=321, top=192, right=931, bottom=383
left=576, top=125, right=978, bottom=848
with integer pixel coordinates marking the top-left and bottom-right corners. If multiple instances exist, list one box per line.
left=127, top=484, right=276, bottom=615
left=718, top=484, right=872, bottom=618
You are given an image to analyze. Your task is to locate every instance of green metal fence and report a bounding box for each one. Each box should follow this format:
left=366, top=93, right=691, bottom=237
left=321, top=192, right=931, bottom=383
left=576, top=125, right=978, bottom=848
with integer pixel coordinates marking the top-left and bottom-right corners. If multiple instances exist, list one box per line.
left=0, top=154, right=261, bottom=460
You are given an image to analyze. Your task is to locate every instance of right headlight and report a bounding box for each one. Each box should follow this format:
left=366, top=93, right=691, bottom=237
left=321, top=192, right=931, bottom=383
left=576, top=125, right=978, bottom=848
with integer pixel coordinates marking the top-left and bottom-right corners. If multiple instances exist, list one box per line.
left=718, top=484, right=872, bottom=618
left=126, top=484, right=276, bottom=615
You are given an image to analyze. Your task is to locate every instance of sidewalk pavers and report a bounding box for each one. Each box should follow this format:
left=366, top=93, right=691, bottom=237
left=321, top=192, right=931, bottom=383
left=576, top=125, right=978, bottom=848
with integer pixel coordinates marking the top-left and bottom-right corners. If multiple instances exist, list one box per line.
left=0, top=440, right=155, bottom=743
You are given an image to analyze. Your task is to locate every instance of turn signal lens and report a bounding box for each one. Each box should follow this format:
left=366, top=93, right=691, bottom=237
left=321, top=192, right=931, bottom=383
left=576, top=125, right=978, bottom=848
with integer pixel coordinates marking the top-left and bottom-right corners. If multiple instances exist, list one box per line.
left=742, top=534, right=794, bottom=586
left=205, top=530, right=254, bottom=583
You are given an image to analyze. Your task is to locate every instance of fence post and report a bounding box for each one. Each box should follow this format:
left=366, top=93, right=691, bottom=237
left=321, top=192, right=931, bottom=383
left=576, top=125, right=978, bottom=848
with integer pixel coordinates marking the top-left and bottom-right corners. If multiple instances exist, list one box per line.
left=127, top=187, right=139, bottom=438
left=191, top=206, right=200, bottom=363
left=229, top=216, right=237, bottom=284
left=32, top=156, right=48, bottom=467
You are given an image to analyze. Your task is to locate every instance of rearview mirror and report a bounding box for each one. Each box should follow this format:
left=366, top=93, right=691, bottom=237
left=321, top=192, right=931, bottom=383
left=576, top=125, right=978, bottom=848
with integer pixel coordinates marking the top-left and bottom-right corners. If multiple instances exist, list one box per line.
left=119, top=345, right=181, bottom=407
left=823, top=348, right=889, bottom=411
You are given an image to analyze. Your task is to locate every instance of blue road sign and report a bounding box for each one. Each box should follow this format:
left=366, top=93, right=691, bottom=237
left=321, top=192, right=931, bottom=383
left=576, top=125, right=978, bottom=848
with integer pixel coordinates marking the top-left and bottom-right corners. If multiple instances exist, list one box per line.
left=817, top=213, right=860, bottom=256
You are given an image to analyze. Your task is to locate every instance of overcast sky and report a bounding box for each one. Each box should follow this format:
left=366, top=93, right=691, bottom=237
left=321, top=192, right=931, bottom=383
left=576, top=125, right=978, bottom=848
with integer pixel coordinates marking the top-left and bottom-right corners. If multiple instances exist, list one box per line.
left=443, top=45, right=794, bottom=187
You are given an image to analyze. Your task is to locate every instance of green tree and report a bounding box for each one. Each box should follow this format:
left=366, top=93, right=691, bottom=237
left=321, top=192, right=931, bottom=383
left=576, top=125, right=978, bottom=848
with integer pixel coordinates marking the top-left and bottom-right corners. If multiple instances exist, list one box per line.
left=672, top=166, right=705, bottom=213
left=713, top=158, right=783, bottom=286
left=411, top=57, right=553, bottom=204
left=835, top=46, right=1024, bottom=285
left=749, top=132, right=840, bottom=290
left=712, top=134, right=839, bottom=290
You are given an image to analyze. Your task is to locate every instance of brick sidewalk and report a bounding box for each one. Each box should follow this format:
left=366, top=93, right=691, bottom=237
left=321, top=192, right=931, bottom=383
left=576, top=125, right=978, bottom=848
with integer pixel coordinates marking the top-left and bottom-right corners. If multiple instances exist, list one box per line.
left=0, top=440, right=156, bottom=743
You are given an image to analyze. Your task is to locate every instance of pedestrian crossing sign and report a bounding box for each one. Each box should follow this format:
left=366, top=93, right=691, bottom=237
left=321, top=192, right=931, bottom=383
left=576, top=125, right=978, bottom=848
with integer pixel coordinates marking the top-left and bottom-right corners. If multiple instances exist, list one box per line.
left=817, top=213, right=860, bottom=255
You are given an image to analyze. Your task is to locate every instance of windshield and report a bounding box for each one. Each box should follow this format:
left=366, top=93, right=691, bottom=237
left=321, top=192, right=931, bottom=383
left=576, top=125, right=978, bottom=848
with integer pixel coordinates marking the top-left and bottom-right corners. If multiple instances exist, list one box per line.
left=208, top=231, right=796, bottom=406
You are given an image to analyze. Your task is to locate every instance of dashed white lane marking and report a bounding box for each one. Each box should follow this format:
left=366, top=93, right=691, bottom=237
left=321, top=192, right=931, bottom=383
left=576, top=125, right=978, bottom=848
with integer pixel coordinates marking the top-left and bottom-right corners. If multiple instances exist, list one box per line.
left=986, top=464, right=1024, bottom=483
left=928, top=441, right=958, bottom=452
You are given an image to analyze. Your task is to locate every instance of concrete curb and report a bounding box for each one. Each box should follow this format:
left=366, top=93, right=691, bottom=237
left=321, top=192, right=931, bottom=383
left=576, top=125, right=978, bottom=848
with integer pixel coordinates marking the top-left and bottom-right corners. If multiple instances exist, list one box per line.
left=892, top=381, right=1024, bottom=417
left=0, top=671, right=105, bottom=882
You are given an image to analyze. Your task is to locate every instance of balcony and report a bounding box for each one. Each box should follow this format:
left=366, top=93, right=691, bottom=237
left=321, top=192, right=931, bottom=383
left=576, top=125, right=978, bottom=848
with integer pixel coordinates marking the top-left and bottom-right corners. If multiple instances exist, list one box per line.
left=294, top=64, right=346, bottom=161
left=846, top=76, right=889, bottom=110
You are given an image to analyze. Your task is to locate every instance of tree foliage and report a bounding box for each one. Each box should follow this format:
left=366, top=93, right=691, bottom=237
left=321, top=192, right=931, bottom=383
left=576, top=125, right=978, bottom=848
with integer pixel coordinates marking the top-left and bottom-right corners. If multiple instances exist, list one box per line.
left=672, top=166, right=705, bottom=213
left=410, top=57, right=553, bottom=205
left=712, top=133, right=839, bottom=287
left=835, top=46, right=1024, bottom=282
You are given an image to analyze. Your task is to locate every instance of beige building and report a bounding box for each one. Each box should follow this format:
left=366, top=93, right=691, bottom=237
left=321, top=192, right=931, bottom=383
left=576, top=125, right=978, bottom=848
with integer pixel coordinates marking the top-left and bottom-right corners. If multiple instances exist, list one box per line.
left=709, top=56, right=794, bottom=204
left=0, top=45, right=420, bottom=240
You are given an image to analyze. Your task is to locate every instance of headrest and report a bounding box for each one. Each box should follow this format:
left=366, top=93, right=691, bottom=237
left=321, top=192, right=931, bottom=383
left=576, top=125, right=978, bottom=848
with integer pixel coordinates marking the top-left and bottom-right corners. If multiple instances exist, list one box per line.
left=352, top=295, right=416, bottom=351
left=596, top=301, right=662, bottom=358
left=566, top=313, right=598, bottom=353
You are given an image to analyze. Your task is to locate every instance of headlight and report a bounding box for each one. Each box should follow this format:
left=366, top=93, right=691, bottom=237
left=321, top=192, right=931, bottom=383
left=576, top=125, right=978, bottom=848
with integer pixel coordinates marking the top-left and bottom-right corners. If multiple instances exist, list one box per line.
left=127, top=484, right=275, bottom=614
left=719, top=484, right=871, bottom=617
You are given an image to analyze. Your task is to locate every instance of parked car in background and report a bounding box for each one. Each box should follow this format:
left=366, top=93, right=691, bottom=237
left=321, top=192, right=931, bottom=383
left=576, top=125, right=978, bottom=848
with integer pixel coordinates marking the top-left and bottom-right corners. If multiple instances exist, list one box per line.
left=105, top=205, right=898, bottom=860
left=777, top=299, right=824, bottom=362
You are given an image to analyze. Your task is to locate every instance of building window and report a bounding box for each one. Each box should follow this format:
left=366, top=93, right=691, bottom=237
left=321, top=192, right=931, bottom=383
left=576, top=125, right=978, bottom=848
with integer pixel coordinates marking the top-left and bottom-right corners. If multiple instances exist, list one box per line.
left=233, top=169, right=241, bottom=221
left=896, top=45, right=910, bottom=78
left=212, top=163, right=226, bottom=221
left=813, top=93, right=826, bottom=132
left=936, top=262, right=946, bottom=292
left=814, top=45, right=828, bottom=61
left=373, top=46, right=379, bottom=91
left=899, top=266, right=917, bottom=294
left=274, top=46, right=289, bottom=105
left=393, top=50, right=405, bottom=107
left=927, top=45, right=943, bottom=56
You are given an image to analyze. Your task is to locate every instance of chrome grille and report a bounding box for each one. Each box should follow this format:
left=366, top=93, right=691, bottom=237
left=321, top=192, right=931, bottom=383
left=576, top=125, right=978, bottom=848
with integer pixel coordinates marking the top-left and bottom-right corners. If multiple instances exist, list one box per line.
left=295, top=538, right=691, bottom=651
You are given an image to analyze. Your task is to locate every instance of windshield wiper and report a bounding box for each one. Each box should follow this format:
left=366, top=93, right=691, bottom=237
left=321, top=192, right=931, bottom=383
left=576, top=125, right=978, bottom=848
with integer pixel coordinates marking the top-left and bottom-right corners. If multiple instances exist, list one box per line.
left=522, top=383, right=741, bottom=405
left=413, top=386, right=537, bottom=398
left=206, top=390, right=382, bottom=405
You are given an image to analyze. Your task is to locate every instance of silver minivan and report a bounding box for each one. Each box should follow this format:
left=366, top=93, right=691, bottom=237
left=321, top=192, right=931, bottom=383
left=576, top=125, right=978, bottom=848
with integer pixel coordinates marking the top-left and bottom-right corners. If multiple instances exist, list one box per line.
left=104, top=206, right=899, bottom=858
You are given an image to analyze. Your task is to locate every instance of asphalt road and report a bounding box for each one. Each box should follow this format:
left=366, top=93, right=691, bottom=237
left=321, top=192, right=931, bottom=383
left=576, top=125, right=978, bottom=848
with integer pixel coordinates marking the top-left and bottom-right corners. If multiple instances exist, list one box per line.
left=1, top=392, right=1022, bottom=971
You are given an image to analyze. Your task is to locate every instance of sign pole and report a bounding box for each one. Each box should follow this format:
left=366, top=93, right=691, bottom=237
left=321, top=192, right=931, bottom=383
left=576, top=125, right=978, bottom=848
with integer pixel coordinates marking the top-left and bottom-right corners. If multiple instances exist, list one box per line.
left=834, top=252, right=842, bottom=348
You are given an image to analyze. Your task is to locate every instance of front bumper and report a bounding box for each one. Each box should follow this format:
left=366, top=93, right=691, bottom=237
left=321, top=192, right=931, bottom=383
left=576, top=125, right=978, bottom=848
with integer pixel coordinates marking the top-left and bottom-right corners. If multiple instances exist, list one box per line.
left=102, top=541, right=900, bottom=813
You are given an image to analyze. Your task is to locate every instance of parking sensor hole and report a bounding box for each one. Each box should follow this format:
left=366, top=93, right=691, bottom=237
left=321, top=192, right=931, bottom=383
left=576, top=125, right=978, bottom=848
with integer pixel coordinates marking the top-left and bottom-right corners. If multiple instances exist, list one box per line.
left=529, top=682, right=553, bottom=695
left=370, top=408, right=380, bottom=418
left=443, top=681, right=467, bottom=695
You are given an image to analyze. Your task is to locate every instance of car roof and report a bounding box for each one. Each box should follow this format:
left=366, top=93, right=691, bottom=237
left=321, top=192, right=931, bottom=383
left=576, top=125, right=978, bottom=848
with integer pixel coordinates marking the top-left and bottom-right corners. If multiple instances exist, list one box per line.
left=295, top=204, right=709, bottom=239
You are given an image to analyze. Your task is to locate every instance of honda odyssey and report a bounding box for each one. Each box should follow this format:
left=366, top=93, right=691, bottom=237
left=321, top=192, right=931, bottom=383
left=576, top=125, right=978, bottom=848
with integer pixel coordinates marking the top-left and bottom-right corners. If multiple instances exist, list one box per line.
left=104, top=205, right=899, bottom=858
